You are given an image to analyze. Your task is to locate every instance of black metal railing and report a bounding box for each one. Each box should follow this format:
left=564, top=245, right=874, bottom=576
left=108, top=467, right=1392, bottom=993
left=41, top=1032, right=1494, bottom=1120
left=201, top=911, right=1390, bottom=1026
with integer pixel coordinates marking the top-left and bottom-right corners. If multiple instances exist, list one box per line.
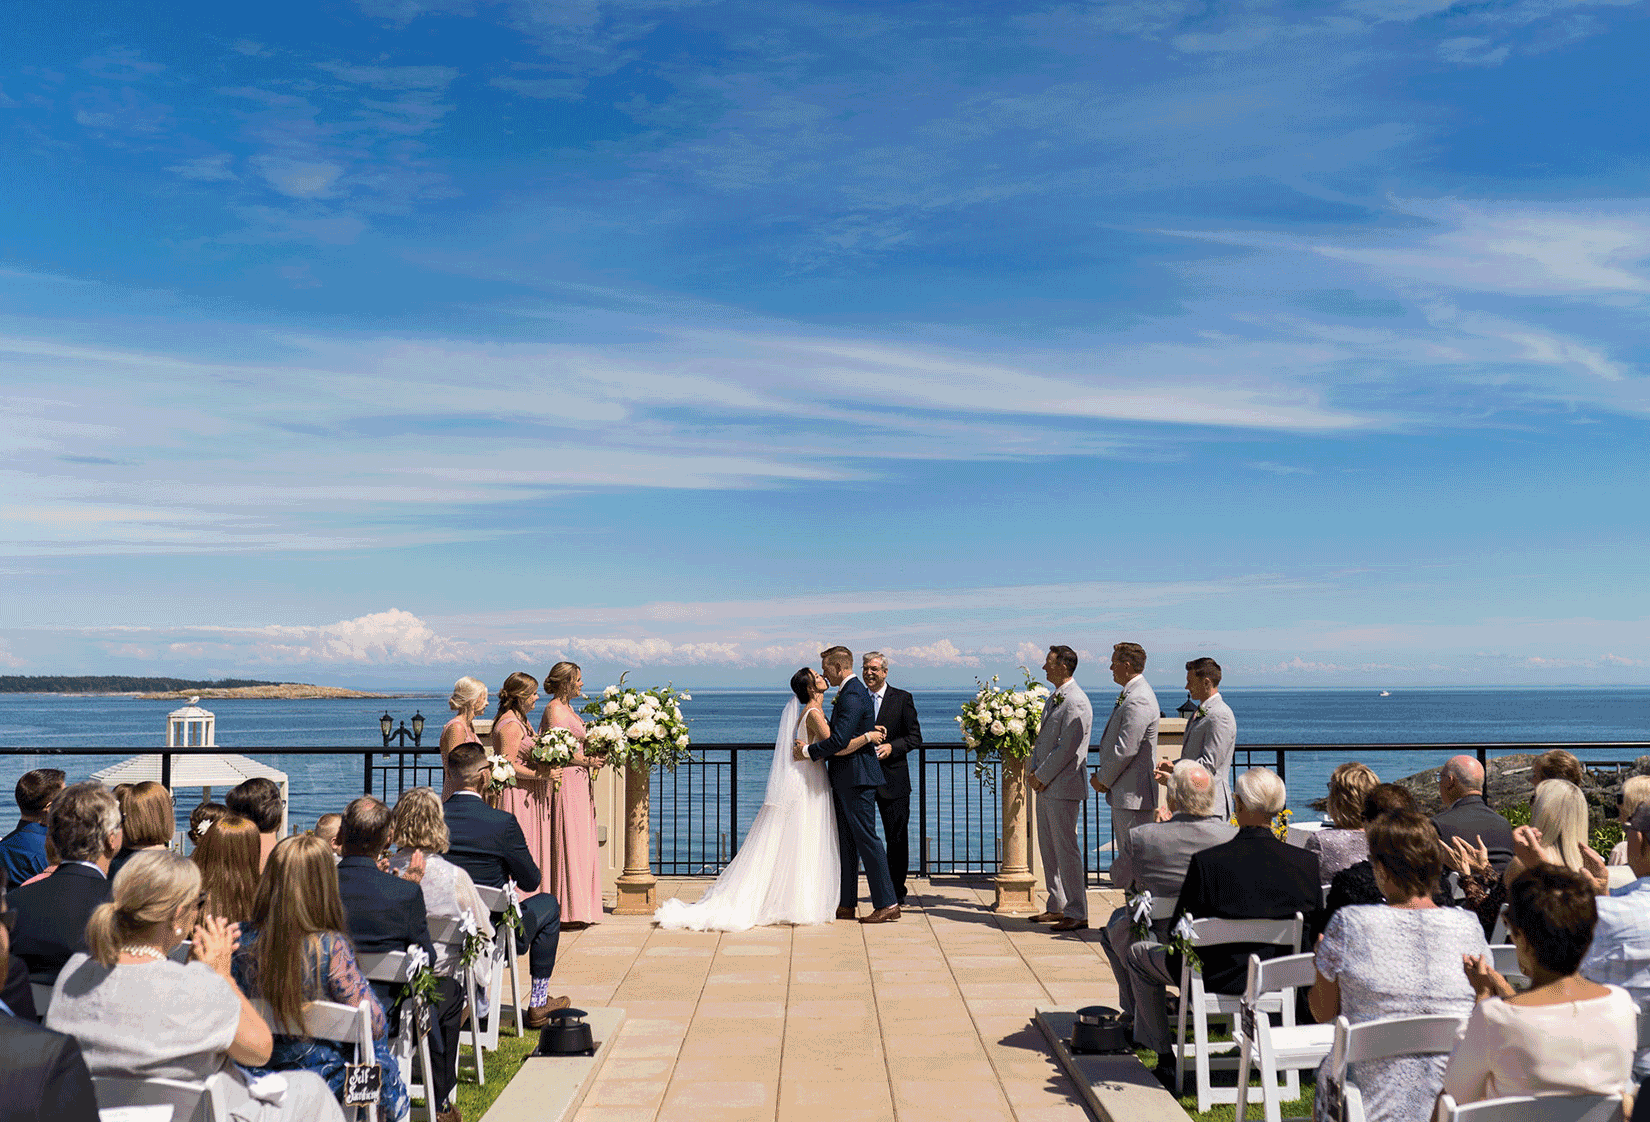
left=6, top=741, right=1647, bottom=881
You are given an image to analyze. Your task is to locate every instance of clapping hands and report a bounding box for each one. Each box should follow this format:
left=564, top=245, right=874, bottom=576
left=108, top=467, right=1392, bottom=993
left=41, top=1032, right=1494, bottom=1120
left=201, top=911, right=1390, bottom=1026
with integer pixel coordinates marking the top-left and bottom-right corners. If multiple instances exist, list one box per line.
left=191, top=914, right=241, bottom=980
left=1511, top=824, right=1560, bottom=870
left=1441, top=834, right=1491, bottom=877
left=1461, top=952, right=1515, bottom=1001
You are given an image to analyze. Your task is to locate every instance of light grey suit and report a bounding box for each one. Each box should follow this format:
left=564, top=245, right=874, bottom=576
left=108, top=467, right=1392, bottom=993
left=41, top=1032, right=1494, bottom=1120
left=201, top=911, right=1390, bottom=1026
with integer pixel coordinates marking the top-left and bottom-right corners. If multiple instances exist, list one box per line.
left=1102, top=812, right=1239, bottom=1035
left=1179, top=693, right=1236, bottom=820
left=1030, top=679, right=1093, bottom=921
left=1091, top=675, right=1159, bottom=891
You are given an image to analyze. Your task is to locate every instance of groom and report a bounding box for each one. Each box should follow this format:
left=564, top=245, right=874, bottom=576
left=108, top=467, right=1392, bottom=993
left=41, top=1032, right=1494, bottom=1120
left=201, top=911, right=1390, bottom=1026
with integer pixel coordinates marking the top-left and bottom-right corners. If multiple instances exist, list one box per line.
left=795, top=645, right=900, bottom=923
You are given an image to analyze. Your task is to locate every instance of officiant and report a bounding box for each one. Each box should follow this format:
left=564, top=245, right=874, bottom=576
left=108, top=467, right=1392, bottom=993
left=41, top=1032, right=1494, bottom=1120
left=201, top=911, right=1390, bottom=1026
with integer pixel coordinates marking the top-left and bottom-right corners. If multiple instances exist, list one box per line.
left=862, top=652, right=922, bottom=908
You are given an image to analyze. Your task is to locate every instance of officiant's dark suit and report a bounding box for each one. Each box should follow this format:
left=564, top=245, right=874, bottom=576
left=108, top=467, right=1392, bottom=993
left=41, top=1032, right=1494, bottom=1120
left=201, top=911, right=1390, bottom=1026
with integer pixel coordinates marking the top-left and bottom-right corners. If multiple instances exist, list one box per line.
left=807, top=672, right=898, bottom=913
left=869, top=680, right=922, bottom=907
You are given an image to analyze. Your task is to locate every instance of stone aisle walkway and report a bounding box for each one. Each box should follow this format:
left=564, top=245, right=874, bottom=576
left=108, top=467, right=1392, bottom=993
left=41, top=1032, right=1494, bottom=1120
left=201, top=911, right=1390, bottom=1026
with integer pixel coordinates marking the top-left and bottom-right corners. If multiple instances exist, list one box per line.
left=546, top=879, right=1126, bottom=1122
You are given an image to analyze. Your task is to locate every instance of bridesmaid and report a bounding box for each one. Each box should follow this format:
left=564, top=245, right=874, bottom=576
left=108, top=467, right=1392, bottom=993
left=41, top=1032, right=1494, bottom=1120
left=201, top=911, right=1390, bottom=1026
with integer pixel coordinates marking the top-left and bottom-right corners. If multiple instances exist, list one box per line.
left=539, top=662, right=603, bottom=927
left=490, top=671, right=554, bottom=893
left=440, top=676, right=488, bottom=799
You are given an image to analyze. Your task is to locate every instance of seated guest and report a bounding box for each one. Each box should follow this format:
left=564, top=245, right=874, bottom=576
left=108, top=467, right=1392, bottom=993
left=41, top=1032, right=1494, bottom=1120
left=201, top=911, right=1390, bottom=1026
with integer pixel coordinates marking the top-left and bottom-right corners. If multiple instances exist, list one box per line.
left=1123, top=767, right=1318, bottom=1087
left=1309, top=809, right=1486, bottom=1122
left=311, top=813, right=343, bottom=854
left=1103, top=761, right=1235, bottom=1032
left=334, top=797, right=436, bottom=1006
left=390, top=787, right=493, bottom=1122
left=108, top=781, right=173, bottom=881
left=1504, top=779, right=1607, bottom=892
left=46, top=850, right=342, bottom=1121
left=441, top=743, right=568, bottom=1025
left=2, top=869, right=38, bottom=1021
left=232, top=835, right=408, bottom=1122
left=0, top=871, right=97, bottom=1119
left=1445, top=864, right=1635, bottom=1106
left=1432, top=755, right=1515, bottom=876
left=1609, top=777, right=1650, bottom=865
left=1, top=769, right=64, bottom=887
left=187, top=801, right=228, bottom=848
left=226, top=778, right=284, bottom=871
left=1533, top=748, right=1587, bottom=791
left=10, top=782, right=121, bottom=984
left=1304, top=762, right=1378, bottom=881
left=1579, top=803, right=1650, bottom=1078
left=192, top=814, right=261, bottom=926
left=1322, top=784, right=1450, bottom=929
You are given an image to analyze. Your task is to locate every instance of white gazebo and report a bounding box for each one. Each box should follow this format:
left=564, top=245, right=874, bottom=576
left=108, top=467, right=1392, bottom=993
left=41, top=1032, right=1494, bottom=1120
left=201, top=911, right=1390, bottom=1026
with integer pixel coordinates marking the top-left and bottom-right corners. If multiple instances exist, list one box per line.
left=91, top=698, right=290, bottom=841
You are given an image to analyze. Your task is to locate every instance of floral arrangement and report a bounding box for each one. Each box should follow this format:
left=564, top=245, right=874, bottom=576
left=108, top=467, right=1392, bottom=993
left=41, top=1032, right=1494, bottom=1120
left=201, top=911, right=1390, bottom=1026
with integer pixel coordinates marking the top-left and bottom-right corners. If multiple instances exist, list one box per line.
left=955, top=669, right=1053, bottom=786
left=458, top=908, right=491, bottom=969
left=500, top=882, right=521, bottom=935
left=484, top=752, right=517, bottom=794
left=404, top=944, right=440, bottom=1032
left=1226, top=806, right=1294, bottom=841
left=1125, top=887, right=1155, bottom=942
left=579, top=673, right=693, bottom=772
left=530, top=727, right=580, bottom=791
left=1167, top=914, right=1201, bottom=971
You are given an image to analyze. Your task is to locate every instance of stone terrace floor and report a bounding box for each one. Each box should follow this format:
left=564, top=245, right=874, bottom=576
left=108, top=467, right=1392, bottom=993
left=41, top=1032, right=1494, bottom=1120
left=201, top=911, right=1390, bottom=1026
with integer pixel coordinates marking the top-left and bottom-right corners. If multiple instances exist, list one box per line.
left=549, top=878, right=1128, bottom=1122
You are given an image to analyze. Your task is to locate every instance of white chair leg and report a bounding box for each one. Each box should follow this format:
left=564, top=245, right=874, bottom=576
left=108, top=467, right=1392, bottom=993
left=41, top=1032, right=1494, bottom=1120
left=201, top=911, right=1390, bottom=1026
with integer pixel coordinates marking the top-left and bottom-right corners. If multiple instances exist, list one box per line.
left=506, top=922, right=525, bottom=1036
left=1193, top=990, right=1213, bottom=1113
left=1235, top=1035, right=1254, bottom=1122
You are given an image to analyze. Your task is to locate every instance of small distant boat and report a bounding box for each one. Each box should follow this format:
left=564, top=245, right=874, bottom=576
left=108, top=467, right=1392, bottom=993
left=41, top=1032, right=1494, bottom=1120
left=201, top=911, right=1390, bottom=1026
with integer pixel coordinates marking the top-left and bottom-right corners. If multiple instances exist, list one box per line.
left=1378, top=690, right=1391, bottom=697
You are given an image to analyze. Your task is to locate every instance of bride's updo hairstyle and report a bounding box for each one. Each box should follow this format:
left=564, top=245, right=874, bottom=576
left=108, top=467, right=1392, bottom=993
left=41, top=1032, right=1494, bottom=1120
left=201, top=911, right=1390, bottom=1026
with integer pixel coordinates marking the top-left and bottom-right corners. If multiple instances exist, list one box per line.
left=790, top=667, right=816, bottom=705
left=449, top=676, right=486, bottom=713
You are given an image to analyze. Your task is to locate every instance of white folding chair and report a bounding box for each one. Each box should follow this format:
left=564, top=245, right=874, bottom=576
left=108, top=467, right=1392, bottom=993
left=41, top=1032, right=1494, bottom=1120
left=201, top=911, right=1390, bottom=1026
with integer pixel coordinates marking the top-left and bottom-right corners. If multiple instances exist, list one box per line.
left=472, top=884, right=525, bottom=1046
left=425, top=914, right=488, bottom=1085
left=357, top=951, right=437, bottom=1122
left=1490, top=904, right=1510, bottom=944
left=92, top=1071, right=235, bottom=1122
left=1438, top=1093, right=1624, bottom=1122
left=1233, top=953, right=1335, bottom=1122
left=1173, top=913, right=1305, bottom=1113
left=254, top=998, right=379, bottom=1122
left=1325, top=1013, right=1466, bottom=1122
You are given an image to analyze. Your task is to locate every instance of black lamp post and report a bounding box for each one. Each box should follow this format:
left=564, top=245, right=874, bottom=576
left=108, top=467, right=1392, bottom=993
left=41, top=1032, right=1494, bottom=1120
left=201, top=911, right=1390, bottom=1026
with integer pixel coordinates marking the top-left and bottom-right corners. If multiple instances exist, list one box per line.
left=379, top=712, right=426, bottom=800
left=1177, top=697, right=1199, bottom=722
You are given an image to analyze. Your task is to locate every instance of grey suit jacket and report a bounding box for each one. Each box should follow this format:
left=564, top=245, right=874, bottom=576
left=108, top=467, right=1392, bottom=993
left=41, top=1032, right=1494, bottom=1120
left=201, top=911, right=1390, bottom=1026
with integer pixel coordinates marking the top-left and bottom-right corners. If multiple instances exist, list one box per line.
left=1030, top=680, right=1093, bottom=800
left=1092, top=676, right=1160, bottom=811
left=1180, top=693, right=1237, bottom=819
left=1126, top=813, right=1239, bottom=898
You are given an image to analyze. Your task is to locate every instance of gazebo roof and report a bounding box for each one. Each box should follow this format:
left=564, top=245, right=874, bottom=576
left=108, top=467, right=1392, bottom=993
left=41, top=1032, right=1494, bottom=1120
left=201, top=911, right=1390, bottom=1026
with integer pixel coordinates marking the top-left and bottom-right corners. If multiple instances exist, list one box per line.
left=167, top=696, right=215, bottom=721
left=91, top=753, right=287, bottom=788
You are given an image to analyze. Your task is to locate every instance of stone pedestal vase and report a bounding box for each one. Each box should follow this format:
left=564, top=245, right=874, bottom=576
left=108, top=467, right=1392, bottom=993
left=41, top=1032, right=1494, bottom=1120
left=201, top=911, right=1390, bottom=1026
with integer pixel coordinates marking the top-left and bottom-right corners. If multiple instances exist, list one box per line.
left=994, top=754, right=1038, bottom=913
left=613, top=765, right=659, bottom=915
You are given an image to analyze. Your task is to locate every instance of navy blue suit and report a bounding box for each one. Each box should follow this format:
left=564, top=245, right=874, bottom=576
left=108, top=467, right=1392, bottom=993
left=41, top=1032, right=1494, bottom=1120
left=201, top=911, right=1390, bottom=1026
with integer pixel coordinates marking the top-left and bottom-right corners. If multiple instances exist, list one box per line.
left=442, top=793, right=562, bottom=982
left=807, top=676, right=897, bottom=910
left=9, top=864, right=110, bottom=985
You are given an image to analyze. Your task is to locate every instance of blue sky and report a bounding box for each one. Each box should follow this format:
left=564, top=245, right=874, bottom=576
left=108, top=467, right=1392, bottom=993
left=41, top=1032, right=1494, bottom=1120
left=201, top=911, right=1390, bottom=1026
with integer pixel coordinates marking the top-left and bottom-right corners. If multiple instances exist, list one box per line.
left=2, top=0, right=1648, bottom=690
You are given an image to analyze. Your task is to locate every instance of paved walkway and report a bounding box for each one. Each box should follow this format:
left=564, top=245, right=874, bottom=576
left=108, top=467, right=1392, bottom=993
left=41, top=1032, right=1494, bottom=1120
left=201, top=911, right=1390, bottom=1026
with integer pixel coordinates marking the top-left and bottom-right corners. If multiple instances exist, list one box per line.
left=549, top=878, right=1127, bottom=1122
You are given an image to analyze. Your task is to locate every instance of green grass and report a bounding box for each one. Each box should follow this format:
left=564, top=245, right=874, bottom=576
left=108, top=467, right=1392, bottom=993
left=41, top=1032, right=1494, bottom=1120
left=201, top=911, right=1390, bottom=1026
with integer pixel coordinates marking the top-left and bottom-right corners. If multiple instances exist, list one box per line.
left=439, top=1024, right=538, bottom=1121
left=1135, top=1045, right=1317, bottom=1121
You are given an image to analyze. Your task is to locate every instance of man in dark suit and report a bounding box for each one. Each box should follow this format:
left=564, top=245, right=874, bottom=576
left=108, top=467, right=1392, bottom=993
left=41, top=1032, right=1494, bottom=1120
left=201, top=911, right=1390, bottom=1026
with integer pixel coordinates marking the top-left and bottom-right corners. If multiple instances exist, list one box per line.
left=335, top=796, right=465, bottom=1121
left=9, top=782, right=121, bottom=985
left=796, top=645, right=899, bottom=923
left=0, top=896, right=97, bottom=1122
left=441, top=744, right=567, bottom=1026
left=1433, top=755, right=1515, bottom=875
left=862, top=651, right=922, bottom=908
left=0, top=769, right=64, bottom=888
left=1123, top=767, right=1319, bottom=1088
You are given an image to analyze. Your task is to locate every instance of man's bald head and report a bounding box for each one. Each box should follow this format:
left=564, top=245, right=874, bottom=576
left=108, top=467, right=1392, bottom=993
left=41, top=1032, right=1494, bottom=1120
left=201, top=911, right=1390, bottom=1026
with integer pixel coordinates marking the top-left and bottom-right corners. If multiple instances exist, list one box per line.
left=1168, top=760, right=1216, bottom=816
left=1440, top=755, right=1484, bottom=800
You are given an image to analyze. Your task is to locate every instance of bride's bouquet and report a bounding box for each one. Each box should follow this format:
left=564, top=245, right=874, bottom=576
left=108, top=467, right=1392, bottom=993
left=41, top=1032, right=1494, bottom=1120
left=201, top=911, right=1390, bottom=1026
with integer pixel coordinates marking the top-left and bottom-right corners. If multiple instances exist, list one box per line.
left=530, top=727, right=580, bottom=791
left=956, top=669, right=1053, bottom=787
left=580, top=673, right=694, bottom=771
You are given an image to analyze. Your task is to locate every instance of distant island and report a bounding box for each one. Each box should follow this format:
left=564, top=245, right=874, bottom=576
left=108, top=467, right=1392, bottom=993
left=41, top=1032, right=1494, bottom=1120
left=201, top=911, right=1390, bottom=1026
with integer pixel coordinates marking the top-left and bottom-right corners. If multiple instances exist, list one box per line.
left=0, top=676, right=396, bottom=700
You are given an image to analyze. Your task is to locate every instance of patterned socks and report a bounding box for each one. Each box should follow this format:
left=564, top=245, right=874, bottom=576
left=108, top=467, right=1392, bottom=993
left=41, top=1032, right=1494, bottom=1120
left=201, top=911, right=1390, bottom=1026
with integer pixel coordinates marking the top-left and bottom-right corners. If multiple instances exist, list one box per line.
left=530, top=976, right=551, bottom=1007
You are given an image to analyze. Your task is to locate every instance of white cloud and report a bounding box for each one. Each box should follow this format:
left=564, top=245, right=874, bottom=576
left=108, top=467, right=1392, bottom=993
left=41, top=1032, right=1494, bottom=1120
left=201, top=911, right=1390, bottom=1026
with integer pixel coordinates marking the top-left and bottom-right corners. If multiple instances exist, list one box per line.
left=0, top=639, right=24, bottom=668
left=169, top=153, right=239, bottom=181
left=1436, top=37, right=1511, bottom=66
left=251, top=156, right=344, bottom=198
left=887, top=640, right=980, bottom=667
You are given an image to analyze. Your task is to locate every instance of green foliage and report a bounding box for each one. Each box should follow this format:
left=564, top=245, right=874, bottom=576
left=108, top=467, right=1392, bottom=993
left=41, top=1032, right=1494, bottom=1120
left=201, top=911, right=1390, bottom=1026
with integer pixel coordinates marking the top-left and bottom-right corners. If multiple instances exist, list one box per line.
left=957, top=669, right=1051, bottom=787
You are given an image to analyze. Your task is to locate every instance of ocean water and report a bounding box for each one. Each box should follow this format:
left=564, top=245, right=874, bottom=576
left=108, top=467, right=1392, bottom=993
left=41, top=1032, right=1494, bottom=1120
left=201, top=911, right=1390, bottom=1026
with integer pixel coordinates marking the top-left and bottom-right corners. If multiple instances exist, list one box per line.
left=3, top=688, right=1647, bottom=871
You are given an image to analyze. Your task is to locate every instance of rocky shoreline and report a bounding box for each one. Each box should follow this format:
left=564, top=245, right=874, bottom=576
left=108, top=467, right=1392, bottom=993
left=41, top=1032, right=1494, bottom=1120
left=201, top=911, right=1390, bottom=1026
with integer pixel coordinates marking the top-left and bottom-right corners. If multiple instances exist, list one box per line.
left=133, top=685, right=400, bottom=700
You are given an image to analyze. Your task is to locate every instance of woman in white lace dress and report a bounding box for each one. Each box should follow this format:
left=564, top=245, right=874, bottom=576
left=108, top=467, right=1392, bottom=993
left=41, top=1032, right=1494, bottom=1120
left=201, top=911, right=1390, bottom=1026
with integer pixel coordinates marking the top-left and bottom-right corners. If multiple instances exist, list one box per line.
left=1309, top=808, right=1486, bottom=1122
left=655, top=668, right=879, bottom=932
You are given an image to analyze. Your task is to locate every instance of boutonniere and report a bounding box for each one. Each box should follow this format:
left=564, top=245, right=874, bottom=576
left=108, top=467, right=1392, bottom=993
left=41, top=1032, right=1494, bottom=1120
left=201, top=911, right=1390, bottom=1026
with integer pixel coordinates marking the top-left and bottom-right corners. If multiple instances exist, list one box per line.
left=1114, top=690, right=1126, bottom=707
left=1195, top=705, right=1207, bottom=719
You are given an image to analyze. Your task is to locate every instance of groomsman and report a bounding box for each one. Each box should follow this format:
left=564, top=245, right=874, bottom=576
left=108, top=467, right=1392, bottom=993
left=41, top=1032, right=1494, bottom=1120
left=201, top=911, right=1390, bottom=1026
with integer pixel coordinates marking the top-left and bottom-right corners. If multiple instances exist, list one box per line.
left=862, top=652, right=922, bottom=908
left=1155, top=658, right=1236, bottom=821
left=1027, top=645, right=1094, bottom=931
left=1090, top=642, right=1160, bottom=891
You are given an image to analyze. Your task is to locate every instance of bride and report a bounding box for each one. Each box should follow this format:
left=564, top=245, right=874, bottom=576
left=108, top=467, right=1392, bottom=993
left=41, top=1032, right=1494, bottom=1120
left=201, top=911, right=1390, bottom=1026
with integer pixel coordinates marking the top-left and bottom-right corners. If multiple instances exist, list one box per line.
left=655, top=667, right=881, bottom=931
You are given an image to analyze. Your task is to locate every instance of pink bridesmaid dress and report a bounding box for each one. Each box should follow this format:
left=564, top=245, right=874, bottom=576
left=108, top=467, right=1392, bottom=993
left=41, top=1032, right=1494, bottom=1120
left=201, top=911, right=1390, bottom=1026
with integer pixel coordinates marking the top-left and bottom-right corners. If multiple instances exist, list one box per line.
left=439, top=714, right=476, bottom=800
left=493, top=711, right=555, bottom=897
left=541, top=701, right=602, bottom=924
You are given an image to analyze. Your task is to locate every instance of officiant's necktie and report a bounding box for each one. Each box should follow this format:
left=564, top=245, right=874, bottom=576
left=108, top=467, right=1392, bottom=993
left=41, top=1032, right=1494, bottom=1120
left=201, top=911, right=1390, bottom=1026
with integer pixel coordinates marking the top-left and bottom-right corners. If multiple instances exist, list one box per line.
left=873, top=691, right=882, bottom=721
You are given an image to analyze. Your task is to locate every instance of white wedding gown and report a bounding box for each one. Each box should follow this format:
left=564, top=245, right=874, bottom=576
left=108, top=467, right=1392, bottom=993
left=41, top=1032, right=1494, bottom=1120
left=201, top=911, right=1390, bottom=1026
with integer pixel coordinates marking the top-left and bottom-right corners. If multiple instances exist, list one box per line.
left=655, top=698, right=840, bottom=931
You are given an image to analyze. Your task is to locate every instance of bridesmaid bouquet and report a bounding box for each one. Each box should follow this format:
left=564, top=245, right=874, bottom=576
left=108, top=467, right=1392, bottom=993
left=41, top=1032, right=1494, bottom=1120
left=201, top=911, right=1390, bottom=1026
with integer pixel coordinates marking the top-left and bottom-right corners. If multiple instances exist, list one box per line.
left=531, top=727, right=580, bottom=791
left=584, top=721, right=626, bottom=763
left=580, top=674, right=694, bottom=772
left=484, top=752, right=518, bottom=793
left=956, top=669, right=1053, bottom=787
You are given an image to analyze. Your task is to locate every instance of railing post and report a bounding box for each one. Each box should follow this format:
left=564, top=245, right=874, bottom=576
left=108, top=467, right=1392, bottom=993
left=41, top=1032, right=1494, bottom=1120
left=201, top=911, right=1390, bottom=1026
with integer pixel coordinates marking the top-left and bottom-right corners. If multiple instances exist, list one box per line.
left=160, top=751, right=172, bottom=791
left=918, top=745, right=927, bottom=877
left=363, top=752, right=373, bottom=795
left=1275, top=748, right=1286, bottom=784
left=1477, top=745, right=1488, bottom=769
left=729, top=748, right=739, bottom=859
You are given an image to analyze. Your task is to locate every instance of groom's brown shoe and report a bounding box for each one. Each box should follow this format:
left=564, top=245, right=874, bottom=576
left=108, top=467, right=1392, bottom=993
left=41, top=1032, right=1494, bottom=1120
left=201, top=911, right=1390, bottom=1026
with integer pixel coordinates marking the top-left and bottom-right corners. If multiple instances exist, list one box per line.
left=859, top=905, right=900, bottom=924
left=1029, top=911, right=1063, bottom=923
left=1051, top=917, right=1088, bottom=932
left=836, top=906, right=857, bottom=920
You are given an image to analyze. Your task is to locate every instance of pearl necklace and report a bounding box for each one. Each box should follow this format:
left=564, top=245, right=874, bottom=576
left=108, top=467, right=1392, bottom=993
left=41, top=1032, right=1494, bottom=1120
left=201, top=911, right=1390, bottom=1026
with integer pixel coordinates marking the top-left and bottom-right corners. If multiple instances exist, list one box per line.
left=119, top=945, right=167, bottom=962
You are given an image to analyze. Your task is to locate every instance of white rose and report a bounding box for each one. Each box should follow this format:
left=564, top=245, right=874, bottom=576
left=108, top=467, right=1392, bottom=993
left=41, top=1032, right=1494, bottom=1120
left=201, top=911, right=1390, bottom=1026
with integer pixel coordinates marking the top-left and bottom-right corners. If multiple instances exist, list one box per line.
left=990, top=720, right=1006, bottom=736
left=604, top=685, right=619, bottom=699
left=675, top=733, right=688, bottom=746
left=603, top=701, right=619, bottom=715
left=1006, top=718, right=1025, bottom=736
left=623, top=695, right=637, bottom=709
left=680, top=693, right=692, bottom=702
